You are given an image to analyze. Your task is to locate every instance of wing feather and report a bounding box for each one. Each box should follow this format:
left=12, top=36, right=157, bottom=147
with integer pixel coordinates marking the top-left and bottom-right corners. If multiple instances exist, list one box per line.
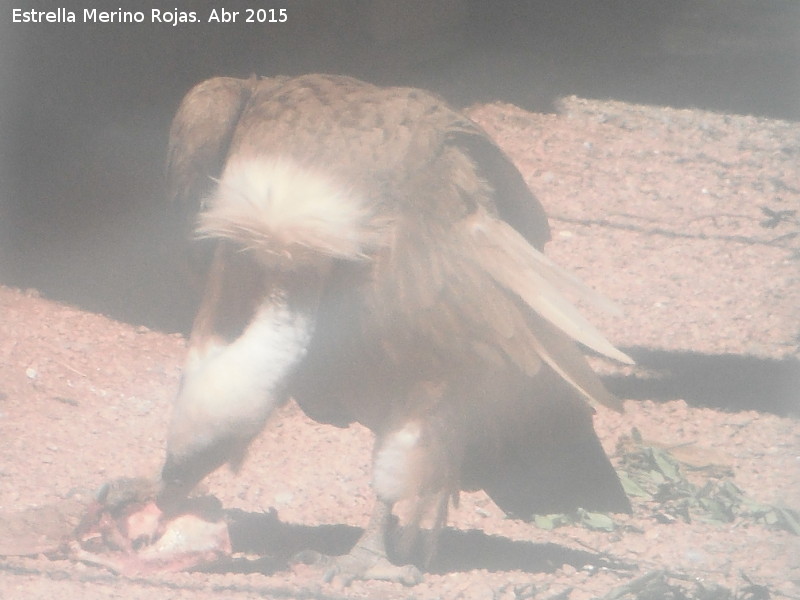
left=448, top=129, right=551, bottom=250
left=466, top=213, right=633, bottom=366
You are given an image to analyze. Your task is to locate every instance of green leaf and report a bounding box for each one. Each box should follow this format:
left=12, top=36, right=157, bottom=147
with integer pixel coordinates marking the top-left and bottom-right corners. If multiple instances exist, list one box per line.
left=649, top=469, right=665, bottom=485
left=777, top=507, right=800, bottom=535
left=579, top=510, right=616, bottom=531
left=534, top=514, right=556, bottom=530
left=650, top=447, right=681, bottom=481
left=618, top=473, right=651, bottom=498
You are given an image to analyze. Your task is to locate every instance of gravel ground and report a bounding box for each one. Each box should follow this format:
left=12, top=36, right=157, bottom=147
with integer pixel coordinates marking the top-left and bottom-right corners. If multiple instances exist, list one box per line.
left=0, top=97, right=798, bottom=599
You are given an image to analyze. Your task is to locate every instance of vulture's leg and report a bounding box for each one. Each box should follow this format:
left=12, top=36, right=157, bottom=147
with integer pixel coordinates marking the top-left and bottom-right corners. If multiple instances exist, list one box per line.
left=299, top=419, right=440, bottom=585
left=395, top=487, right=451, bottom=568
left=317, top=499, right=422, bottom=586
left=313, top=415, right=456, bottom=585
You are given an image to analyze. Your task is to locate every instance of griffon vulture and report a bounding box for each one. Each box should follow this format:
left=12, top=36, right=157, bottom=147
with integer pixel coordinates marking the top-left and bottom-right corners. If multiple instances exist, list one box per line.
left=160, top=74, right=633, bottom=584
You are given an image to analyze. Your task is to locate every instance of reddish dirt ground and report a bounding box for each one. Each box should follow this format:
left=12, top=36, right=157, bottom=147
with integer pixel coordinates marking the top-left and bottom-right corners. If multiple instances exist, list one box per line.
left=1, top=97, right=798, bottom=599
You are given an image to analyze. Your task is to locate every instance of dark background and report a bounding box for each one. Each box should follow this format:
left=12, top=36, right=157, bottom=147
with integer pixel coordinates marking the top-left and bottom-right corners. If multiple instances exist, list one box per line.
left=2, top=0, right=799, bottom=332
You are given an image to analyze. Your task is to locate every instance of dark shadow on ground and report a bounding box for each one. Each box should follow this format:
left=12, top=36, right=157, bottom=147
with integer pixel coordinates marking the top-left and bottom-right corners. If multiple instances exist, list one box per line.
left=607, top=348, right=799, bottom=417
left=213, top=509, right=632, bottom=577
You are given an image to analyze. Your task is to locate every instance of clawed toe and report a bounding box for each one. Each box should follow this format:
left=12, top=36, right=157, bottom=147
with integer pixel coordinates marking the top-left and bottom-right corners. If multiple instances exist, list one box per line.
left=291, top=500, right=423, bottom=586
left=294, top=547, right=422, bottom=586
left=324, top=554, right=422, bottom=586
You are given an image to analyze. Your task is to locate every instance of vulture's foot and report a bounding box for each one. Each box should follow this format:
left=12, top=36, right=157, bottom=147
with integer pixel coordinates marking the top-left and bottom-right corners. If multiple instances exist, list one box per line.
left=295, top=500, right=422, bottom=586
left=325, top=547, right=422, bottom=586
left=297, top=546, right=422, bottom=586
